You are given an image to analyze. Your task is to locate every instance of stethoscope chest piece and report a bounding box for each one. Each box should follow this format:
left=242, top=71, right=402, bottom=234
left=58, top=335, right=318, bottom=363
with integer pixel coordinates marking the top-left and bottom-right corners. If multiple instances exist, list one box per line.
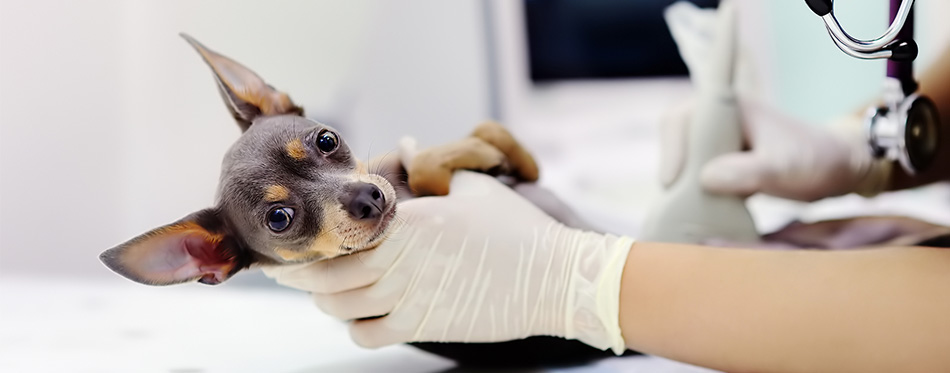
left=867, top=88, right=940, bottom=174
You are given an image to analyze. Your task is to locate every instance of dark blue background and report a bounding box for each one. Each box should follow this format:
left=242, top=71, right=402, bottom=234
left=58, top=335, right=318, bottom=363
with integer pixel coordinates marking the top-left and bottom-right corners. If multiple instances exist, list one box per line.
left=524, top=0, right=719, bottom=81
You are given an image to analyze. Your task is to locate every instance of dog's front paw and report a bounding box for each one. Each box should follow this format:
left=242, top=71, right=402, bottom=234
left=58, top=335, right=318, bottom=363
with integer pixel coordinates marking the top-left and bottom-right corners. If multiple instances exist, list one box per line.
left=407, top=121, right=538, bottom=196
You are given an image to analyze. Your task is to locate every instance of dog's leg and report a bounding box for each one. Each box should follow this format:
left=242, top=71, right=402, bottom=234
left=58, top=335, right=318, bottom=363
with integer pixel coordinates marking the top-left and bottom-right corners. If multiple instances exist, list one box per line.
left=468, top=121, right=539, bottom=182
left=402, top=121, right=596, bottom=231
left=407, top=121, right=539, bottom=196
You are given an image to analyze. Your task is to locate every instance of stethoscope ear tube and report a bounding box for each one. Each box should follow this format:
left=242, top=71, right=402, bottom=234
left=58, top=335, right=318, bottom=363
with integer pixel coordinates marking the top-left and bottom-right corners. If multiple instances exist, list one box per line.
left=805, top=0, right=832, bottom=17
left=807, top=0, right=916, bottom=60
left=887, top=40, right=918, bottom=62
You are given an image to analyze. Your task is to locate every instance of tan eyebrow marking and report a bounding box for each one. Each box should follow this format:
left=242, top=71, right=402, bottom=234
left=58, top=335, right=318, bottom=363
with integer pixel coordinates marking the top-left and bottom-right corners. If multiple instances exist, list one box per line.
left=264, top=185, right=290, bottom=202
left=285, top=138, right=307, bottom=160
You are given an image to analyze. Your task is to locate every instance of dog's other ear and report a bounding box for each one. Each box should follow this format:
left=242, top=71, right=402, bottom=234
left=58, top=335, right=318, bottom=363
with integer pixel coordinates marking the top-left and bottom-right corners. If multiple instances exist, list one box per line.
left=100, top=209, right=252, bottom=286
left=180, top=33, right=303, bottom=132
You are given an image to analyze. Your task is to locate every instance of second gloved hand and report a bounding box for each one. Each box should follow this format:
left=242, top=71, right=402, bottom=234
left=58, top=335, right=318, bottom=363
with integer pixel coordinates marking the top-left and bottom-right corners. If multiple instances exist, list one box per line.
left=660, top=98, right=892, bottom=201
left=263, top=171, right=634, bottom=353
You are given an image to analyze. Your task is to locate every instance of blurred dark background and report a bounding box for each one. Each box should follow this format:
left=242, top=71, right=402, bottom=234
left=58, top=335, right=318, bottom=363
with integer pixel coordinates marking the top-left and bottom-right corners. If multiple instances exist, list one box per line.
left=525, top=0, right=719, bottom=81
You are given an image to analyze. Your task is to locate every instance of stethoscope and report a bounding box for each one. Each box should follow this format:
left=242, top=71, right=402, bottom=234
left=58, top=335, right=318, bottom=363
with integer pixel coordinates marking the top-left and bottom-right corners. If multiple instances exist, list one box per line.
left=807, top=0, right=940, bottom=174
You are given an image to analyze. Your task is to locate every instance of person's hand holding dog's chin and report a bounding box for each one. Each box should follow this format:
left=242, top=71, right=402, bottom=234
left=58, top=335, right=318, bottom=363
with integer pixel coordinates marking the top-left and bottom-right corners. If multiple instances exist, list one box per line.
left=263, top=171, right=634, bottom=354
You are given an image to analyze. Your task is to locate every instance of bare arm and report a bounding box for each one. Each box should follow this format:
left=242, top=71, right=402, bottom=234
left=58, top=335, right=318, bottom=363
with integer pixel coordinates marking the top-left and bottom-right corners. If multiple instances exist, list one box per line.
left=890, top=45, right=950, bottom=190
left=619, top=242, right=950, bottom=372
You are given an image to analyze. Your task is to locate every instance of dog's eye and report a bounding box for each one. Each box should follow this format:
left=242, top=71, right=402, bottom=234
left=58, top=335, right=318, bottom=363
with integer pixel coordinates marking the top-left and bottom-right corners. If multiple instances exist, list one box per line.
left=316, top=131, right=338, bottom=153
left=267, top=207, right=295, bottom=232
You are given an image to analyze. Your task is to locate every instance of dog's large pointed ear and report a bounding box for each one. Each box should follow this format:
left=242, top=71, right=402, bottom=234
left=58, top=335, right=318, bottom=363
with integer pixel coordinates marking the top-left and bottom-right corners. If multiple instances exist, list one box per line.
left=100, top=209, right=252, bottom=286
left=180, top=33, right=303, bottom=132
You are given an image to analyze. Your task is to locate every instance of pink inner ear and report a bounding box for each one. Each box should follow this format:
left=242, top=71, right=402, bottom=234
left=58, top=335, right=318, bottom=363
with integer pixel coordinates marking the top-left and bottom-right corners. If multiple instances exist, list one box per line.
left=183, top=234, right=233, bottom=285
left=125, top=230, right=234, bottom=285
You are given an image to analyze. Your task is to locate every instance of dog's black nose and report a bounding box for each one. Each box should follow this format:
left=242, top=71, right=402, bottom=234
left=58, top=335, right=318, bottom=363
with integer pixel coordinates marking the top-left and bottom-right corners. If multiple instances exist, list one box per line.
left=343, top=183, right=385, bottom=220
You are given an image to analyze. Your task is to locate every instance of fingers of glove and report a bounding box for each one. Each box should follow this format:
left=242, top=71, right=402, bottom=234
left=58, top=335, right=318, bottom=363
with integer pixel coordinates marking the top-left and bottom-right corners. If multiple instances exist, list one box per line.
left=269, top=245, right=404, bottom=294
left=348, top=315, right=415, bottom=349
left=260, top=263, right=294, bottom=279
left=260, top=262, right=325, bottom=291
left=313, top=282, right=402, bottom=321
left=659, top=98, right=694, bottom=188
left=261, top=261, right=341, bottom=293
left=700, top=152, right=764, bottom=197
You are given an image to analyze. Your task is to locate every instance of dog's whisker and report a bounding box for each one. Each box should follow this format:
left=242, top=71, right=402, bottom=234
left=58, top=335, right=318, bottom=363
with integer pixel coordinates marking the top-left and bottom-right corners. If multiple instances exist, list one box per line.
left=369, top=149, right=397, bottom=176
left=338, top=231, right=354, bottom=254
left=366, top=139, right=376, bottom=171
left=378, top=148, right=397, bottom=164
left=311, top=221, right=345, bottom=245
left=330, top=221, right=344, bottom=235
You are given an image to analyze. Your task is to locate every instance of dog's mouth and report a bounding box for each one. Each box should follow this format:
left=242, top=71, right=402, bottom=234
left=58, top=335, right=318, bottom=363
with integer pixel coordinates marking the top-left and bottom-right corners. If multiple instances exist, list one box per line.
left=340, top=201, right=396, bottom=253
left=361, top=204, right=398, bottom=249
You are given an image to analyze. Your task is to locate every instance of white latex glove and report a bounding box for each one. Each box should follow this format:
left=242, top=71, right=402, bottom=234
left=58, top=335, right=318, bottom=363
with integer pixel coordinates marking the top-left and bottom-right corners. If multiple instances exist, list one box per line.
left=660, top=97, right=892, bottom=201
left=262, top=171, right=634, bottom=354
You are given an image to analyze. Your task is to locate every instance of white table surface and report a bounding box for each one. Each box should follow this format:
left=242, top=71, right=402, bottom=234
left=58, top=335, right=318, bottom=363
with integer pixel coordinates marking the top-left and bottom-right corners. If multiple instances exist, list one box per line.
left=0, top=274, right=718, bottom=373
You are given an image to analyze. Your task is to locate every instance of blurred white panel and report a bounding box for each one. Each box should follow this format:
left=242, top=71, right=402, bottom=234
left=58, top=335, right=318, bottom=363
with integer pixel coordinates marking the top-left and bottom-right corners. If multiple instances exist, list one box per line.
left=1, top=0, right=128, bottom=277
left=344, top=0, right=491, bottom=153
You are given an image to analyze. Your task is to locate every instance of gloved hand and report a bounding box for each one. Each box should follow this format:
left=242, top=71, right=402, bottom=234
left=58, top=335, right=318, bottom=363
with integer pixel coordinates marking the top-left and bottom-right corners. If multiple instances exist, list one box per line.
left=659, top=97, right=892, bottom=201
left=262, top=171, right=634, bottom=354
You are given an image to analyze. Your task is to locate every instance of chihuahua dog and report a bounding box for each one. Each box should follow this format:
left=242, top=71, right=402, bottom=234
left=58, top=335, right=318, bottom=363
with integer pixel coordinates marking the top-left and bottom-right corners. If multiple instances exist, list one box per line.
left=100, top=34, right=542, bottom=286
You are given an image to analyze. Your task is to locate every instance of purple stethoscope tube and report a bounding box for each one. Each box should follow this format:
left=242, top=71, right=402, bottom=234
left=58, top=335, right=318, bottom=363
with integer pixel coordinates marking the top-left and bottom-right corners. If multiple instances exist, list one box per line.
left=888, top=0, right=916, bottom=94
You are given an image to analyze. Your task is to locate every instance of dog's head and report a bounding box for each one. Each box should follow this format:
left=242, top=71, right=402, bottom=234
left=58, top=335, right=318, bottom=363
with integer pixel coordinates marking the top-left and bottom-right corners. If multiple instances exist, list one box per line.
left=99, top=34, right=398, bottom=286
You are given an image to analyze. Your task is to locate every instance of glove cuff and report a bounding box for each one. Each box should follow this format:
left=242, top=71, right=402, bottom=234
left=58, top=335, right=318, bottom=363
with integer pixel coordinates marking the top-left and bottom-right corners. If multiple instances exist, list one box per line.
left=562, top=228, right=635, bottom=355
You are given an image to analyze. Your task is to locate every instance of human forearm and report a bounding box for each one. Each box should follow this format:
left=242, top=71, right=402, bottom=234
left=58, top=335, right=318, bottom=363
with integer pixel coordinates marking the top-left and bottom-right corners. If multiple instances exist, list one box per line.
left=619, top=242, right=950, bottom=372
